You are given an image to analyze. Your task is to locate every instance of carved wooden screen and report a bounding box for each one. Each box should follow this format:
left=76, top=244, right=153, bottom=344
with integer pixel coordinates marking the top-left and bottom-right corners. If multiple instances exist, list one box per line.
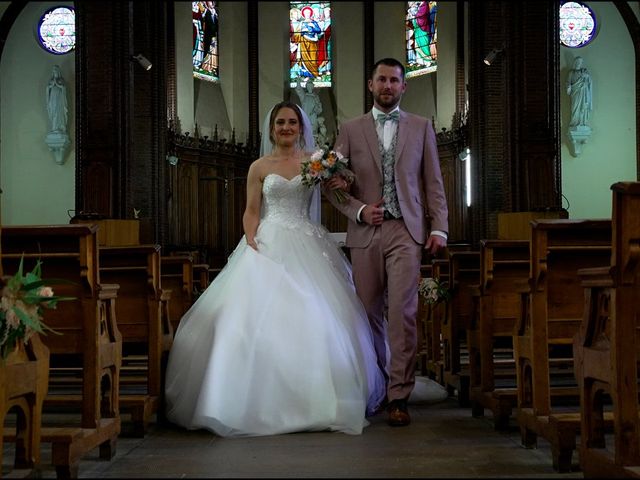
left=167, top=127, right=255, bottom=269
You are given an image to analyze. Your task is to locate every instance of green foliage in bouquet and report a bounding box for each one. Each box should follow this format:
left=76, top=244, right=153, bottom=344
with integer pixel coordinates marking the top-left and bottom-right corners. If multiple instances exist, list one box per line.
left=0, top=257, right=74, bottom=359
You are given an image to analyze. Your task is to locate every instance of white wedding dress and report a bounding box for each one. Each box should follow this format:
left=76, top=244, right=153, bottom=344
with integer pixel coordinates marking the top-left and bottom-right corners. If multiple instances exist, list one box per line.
left=164, top=173, right=387, bottom=437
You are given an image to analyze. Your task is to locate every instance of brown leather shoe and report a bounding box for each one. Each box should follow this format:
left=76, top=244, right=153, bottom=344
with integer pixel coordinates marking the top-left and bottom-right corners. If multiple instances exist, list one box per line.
left=387, top=399, right=410, bottom=426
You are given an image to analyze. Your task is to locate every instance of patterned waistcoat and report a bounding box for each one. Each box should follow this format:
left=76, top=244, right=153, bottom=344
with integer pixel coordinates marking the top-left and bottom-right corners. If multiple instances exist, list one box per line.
left=378, top=131, right=402, bottom=219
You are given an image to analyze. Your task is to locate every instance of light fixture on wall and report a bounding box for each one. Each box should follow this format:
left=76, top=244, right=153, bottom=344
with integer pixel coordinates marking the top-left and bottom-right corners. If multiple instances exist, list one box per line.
left=132, top=54, right=152, bottom=71
left=483, top=44, right=505, bottom=66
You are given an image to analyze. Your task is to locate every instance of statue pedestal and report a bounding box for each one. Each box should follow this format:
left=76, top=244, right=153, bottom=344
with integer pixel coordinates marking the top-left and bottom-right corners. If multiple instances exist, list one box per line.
left=568, top=126, right=592, bottom=157
left=44, top=131, right=70, bottom=165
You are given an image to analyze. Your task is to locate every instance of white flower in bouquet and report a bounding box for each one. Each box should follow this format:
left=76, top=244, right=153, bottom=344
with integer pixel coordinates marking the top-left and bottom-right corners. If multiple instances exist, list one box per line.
left=300, top=148, right=354, bottom=203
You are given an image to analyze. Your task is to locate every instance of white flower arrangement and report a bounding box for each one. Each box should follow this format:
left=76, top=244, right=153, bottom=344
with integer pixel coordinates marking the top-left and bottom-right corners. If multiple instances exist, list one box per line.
left=418, top=277, right=451, bottom=305
left=300, top=148, right=354, bottom=203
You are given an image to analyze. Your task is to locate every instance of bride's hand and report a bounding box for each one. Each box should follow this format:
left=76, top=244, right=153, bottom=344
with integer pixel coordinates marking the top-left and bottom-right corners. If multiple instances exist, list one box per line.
left=247, top=237, right=258, bottom=251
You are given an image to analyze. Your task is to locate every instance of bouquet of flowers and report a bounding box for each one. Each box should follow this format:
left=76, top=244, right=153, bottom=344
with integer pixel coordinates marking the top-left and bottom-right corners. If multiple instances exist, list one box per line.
left=418, top=277, right=451, bottom=305
left=300, top=148, right=355, bottom=203
left=0, top=257, right=72, bottom=359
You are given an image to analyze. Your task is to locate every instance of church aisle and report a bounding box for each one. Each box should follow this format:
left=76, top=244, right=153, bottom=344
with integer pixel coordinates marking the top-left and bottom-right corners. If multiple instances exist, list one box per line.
left=6, top=396, right=584, bottom=478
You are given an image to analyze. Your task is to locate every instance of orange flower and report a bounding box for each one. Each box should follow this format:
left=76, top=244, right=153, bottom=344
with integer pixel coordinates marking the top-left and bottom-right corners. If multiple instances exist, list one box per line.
left=310, top=160, right=323, bottom=172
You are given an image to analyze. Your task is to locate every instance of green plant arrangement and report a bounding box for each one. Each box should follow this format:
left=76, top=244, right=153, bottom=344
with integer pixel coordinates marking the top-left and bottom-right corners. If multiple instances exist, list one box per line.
left=0, top=257, right=73, bottom=359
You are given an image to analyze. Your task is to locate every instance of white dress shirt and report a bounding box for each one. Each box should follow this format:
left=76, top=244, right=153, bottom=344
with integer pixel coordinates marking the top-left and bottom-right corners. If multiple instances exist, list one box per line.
left=372, top=106, right=399, bottom=151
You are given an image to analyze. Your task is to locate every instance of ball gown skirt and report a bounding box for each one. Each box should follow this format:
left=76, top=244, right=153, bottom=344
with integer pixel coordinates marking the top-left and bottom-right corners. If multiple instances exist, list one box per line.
left=164, top=174, right=386, bottom=437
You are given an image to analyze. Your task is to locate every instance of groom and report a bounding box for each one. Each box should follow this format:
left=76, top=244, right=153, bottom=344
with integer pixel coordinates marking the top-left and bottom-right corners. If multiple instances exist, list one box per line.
left=328, top=57, right=448, bottom=426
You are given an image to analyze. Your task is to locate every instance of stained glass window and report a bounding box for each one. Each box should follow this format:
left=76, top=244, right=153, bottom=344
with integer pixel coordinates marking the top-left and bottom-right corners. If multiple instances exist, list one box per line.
left=559, top=1, right=597, bottom=48
left=405, top=1, right=437, bottom=78
left=289, top=2, right=332, bottom=88
left=37, top=6, right=75, bottom=55
left=193, top=1, right=219, bottom=82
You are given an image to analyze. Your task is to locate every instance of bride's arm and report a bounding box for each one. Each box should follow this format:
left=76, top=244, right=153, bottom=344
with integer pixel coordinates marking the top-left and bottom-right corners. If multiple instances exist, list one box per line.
left=243, top=162, right=262, bottom=250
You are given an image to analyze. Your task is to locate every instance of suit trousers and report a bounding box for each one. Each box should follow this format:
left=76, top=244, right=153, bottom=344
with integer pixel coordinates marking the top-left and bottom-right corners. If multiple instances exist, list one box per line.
left=350, top=218, right=422, bottom=401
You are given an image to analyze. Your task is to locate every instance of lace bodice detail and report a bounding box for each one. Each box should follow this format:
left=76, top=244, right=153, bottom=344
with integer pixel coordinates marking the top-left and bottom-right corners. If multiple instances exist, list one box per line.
left=261, top=174, right=313, bottom=226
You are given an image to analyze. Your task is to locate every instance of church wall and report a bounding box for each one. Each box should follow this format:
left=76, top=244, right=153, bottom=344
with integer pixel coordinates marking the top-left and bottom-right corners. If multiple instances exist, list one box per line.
left=219, top=1, right=248, bottom=142
left=174, top=1, right=454, bottom=150
left=175, top=1, right=195, bottom=134
left=436, top=1, right=458, bottom=131
left=333, top=2, right=364, bottom=124
left=0, top=1, right=75, bottom=225
left=0, top=1, right=636, bottom=231
left=560, top=1, right=636, bottom=219
left=631, top=1, right=639, bottom=22
left=258, top=1, right=290, bottom=137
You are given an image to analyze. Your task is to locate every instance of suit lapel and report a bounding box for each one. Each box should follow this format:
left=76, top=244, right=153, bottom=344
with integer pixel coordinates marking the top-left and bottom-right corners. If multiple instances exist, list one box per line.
left=395, top=110, right=410, bottom=164
left=362, top=113, right=382, bottom=174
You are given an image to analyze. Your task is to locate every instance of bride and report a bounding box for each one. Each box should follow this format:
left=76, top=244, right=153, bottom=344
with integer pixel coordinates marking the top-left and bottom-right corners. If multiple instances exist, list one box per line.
left=164, top=101, right=386, bottom=437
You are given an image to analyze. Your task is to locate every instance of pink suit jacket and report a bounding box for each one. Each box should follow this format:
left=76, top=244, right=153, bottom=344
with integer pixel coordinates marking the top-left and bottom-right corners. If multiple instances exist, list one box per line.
left=330, top=110, right=448, bottom=248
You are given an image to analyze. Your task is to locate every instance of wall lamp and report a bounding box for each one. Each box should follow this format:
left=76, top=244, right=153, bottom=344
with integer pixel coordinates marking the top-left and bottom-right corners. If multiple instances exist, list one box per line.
left=483, top=44, right=505, bottom=66
left=132, top=54, right=152, bottom=71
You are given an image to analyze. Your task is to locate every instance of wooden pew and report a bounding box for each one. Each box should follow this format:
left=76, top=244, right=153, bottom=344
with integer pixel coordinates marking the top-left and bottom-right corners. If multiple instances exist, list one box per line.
left=1, top=224, right=121, bottom=478
left=422, top=258, right=449, bottom=384
left=416, top=263, right=433, bottom=375
left=98, top=244, right=173, bottom=436
left=166, top=249, right=210, bottom=294
left=442, top=250, right=479, bottom=406
left=573, top=182, right=640, bottom=478
left=193, top=263, right=211, bottom=293
left=514, top=219, right=612, bottom=472
left=0, top=333, right=49, bottom=476
left=467, top=239, right=529, bottom=430
left=161, top=255, right=194, bottom=333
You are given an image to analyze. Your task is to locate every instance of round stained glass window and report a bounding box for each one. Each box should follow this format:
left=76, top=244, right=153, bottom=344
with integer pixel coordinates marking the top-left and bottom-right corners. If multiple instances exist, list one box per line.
left=559, top=1, right=597, bottom=48
left=37, top=6, right=76, bottom=55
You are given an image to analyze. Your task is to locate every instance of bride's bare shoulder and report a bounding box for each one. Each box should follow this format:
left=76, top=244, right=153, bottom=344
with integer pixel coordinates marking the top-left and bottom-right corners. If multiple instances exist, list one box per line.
left=249, top=156, right=274, bottom=181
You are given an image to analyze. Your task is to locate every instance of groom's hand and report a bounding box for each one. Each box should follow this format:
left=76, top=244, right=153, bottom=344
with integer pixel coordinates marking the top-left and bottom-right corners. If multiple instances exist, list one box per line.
left=362, top=199, right=385, bottom=226
left=424, top=234, right=446, bottom=255
left=325, top=176, right=350, bottom=192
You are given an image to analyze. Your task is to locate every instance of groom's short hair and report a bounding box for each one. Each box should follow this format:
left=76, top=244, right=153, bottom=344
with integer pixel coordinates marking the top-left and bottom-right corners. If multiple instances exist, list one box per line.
left=371, top=58, right=405, bottom=81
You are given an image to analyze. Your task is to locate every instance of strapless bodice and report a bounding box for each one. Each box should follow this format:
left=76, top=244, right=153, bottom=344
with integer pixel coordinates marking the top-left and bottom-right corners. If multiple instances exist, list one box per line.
left=261, top=174, right=313, bottom=226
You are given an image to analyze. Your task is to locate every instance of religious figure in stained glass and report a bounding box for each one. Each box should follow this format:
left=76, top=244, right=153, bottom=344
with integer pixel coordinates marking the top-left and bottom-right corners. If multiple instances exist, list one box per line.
left=290, top=2, right=332, bottom=87
left=193, top=1, right=219, bottom=82
left=405, top=1, right=437, bottom=79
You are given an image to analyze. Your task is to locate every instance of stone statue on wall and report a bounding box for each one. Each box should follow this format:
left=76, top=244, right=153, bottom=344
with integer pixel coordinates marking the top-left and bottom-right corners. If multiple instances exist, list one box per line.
left=45, top=65, right=70, bottom=164
left=566, top=56, right=593, bottom=157
left=567, top=56, right=592, bottom=128
left=316, top=115, right=328, bottom=148
left=294, top=76, right=323, bottom=140
left=47, top=65, right=68, bottom=134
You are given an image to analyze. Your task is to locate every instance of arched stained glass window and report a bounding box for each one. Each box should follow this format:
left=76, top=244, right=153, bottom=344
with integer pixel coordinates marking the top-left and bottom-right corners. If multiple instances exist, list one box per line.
left=37, top=6, right=75, bottom=55
left=289, top=1, right=332, bottom=88
left=193, top=1, right=219, bottom=82
left=405, top=1, right=437, bottom=78
left=559, top=1, right=597, bottom=48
